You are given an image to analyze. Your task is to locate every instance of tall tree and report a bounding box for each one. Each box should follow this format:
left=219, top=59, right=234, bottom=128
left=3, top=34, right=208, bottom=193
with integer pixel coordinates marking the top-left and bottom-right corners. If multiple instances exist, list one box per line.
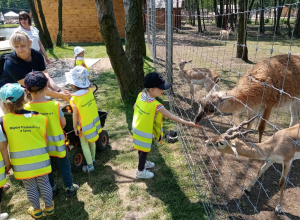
left=94, top=0, right=144, bottom=101
left=26, top=0, right=48, bottom=47
left=274, top=0, right=286, bottom=34
left=217, top=0, right=224, bottom=28
left=259, top=0, right=265, bottom=34
left=138, top=0, right=146, bottom=56
left=56, top=0, right=63, bottom=47
left=295, top=1, right=300, bottom=38
left=36, top=0, right=53, bottom=48
left=236, top=0, right=248, bottom=61
left=200, top=0, right=206, bottom=30
left=196, top=0, right=202, bottom=32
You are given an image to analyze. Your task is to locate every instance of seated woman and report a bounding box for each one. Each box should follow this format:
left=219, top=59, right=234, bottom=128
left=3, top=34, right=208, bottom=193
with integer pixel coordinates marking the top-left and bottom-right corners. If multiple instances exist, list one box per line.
left=0, top=31, right=70, bottom=102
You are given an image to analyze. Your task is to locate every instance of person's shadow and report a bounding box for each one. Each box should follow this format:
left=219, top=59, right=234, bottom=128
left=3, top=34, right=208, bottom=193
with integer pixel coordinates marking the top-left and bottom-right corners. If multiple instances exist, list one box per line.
left=141, top=141, right=207, bottom=219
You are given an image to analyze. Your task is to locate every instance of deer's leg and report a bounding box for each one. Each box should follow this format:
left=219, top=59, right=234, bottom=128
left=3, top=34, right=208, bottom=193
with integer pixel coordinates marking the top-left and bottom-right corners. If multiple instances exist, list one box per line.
left=275, top=161, right=291, bottom=213
left=258, top=107, right=272, bottom=143
left=190, top=82, right=194, bottom=105
left=289, top=101, right=299, bottom=127
left=245, top=160, right=274, bottom=194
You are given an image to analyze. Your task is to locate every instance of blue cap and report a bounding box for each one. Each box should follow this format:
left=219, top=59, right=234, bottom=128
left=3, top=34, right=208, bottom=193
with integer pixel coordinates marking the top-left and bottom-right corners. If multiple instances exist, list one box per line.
left=0, top=83, right=25, bottom=103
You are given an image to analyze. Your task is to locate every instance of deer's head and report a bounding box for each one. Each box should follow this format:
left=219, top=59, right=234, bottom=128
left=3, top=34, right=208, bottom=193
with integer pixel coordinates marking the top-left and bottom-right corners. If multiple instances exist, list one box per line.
left=178, top=60, right=192, bottom=70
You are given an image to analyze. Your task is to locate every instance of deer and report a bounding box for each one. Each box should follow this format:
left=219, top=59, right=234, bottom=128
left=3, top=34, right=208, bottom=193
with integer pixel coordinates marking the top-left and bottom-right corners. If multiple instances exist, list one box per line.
left=218, top=27, right=232, bottom=40
left=194, top=54, right=300, bottom=143
left=178, top=60, right=220, bottom=105
left=205, top=116, right=300, bottom=214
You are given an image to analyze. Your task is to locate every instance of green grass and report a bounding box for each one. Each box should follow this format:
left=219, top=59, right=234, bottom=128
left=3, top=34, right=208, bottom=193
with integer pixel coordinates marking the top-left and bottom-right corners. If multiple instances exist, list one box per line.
left=2, top=55, right=206, bottom=219
left=0, top=24, right=19, bottom=28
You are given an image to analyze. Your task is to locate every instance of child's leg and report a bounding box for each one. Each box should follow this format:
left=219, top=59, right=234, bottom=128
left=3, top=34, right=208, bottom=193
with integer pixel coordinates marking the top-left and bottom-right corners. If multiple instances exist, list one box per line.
left=89, top=142, right=96, bottom=162
left=56, top=154, right=73, bottom=188
left=80, top=136, right=93, bottom=165
left=0, top=187, right=8, bottom=219
left=138, top=151, right=148, bottom=171
left=22, top=178, right=40, bottom=209
left=48, top=157, right=55, bottom=188
left=36, top=175, right=53, bottom=208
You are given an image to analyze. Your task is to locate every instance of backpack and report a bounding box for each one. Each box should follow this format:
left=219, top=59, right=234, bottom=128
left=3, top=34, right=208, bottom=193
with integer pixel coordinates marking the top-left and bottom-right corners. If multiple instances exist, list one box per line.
left=0, top=52, right=11, bottom=78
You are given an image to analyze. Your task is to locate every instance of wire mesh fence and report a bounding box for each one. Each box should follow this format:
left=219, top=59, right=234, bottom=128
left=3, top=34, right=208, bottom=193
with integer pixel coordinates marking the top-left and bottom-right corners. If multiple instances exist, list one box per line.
left=146, top=0, right=300, bottom=219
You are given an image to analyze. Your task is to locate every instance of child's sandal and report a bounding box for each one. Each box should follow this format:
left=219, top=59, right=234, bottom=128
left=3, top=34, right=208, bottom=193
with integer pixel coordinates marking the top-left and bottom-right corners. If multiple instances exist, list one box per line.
left=27, top=207, right=43, bottom=219
left=44, top=201, right=55, bottom=216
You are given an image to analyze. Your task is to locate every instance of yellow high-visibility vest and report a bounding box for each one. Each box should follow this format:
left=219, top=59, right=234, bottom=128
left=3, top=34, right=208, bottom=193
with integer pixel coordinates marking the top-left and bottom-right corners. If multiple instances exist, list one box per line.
left=24, top=101, right=66, bottom=158
left=0, top=152, right=7, bottom=188
left=75, top=60, right=90, bottom=72
left=132, top=92, right=163, bottom=152
left=70, top=88, right=102, bottom=142
left=3, top=113, right=51, bottom=180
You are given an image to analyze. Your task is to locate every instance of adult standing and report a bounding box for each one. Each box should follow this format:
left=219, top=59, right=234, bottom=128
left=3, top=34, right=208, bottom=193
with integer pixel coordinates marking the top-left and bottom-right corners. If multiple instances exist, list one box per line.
left=16, top=11, right=50, bottom=65
left=0, top=31, right=70, bottom=101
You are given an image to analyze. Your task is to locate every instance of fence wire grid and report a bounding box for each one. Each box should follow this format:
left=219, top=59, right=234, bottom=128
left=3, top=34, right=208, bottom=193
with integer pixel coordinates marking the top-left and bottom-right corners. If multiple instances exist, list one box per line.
left=146, top=0, right=300, bottom=219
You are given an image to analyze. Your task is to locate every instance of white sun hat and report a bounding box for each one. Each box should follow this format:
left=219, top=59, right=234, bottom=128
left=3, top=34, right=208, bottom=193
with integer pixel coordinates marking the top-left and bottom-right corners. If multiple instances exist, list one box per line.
left=65, top=66, right=90, bottom=88
left=74, top=46, right=85, bottom=57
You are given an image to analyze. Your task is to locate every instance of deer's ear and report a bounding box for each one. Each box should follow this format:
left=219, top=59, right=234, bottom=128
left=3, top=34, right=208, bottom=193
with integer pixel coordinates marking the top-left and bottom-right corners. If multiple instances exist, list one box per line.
left=219, top=95, right=233, bottom=105
left=211, top=84, right=220, bottom=92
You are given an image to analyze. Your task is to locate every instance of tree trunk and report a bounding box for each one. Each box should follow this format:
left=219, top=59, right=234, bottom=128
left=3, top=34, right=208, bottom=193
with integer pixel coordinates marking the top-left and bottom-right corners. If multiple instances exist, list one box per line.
left=286, top=4, right=292, bottom=29
left=275, top=0, right=285, bottom=34
left=259, top=0, right=265, bottom=34
left=295, top=2, right=300, bottom=38
left=229, top=0, right=235, bottom=31
left=234, top=0, right=237, bottom=28
left=217, top=0, right=224, bottom=28
left=56, top=0, right=63, bottom=47
left=138, top=0, right=146, bottom=56
left=200, top=0, right=206, bottom=31
left=26, top=0, right=47, bottom=47
left=213, top=0, right=218, bottom=25
left=247, top=0, right=255, bottom=19
left=196, top=0, right=202, bottom=32
left=94, top=0, right=144, bottom=101
left=236, top=0, right=248, bottom=61
left=273, top=0, right=277, bottom=29
left=36, top=0, right=53, bottom=48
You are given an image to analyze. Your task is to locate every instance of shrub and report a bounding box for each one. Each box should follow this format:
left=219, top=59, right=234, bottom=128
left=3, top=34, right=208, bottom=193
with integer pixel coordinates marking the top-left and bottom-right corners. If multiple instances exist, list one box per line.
left=247, top=19, right=252, bottom=24
left=265, top=18, right=270, bottom=24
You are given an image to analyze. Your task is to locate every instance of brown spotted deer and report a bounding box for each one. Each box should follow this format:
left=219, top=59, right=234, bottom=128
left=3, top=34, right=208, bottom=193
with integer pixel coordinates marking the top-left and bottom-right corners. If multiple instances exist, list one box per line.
left=178, top=60, right=220, bottom=104
left=194, top=54, right=300, bottom=142
left=205, top=116, right=300, bottom=214
left=218, top=27, right=232, bottom=40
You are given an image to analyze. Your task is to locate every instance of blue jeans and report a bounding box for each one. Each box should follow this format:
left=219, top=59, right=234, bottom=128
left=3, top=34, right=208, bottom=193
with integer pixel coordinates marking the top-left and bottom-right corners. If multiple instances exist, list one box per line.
left=48, top=153, right=73, bottom=188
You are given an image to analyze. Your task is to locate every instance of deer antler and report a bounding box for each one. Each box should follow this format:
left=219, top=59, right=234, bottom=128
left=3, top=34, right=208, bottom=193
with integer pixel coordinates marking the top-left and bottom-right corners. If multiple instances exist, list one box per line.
left=224, top=115, right=258, bottom=140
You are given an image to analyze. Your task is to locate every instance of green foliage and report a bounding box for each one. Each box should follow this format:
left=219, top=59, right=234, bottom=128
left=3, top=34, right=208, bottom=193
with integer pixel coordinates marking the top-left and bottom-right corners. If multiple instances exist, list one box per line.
left=0, top=0, right=29, bottom=12
left=247, top=19, right=252, bottom=24
left=265, top=18, right=270, bottom=24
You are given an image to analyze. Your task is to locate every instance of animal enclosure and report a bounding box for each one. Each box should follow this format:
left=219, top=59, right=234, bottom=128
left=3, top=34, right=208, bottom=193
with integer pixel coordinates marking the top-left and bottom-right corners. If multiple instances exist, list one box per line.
left=146, top=0, right=300, bottom=219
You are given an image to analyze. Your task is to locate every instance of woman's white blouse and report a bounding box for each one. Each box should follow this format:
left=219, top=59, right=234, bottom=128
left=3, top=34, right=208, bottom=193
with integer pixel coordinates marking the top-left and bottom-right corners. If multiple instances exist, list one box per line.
left=16, top=26, right=40, bottom=51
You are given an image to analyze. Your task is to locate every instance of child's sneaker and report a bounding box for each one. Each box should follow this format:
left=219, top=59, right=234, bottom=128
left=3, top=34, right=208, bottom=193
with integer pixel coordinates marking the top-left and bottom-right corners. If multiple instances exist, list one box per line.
left=136, top=169, right=154, bottom=179
left=27, top=207, right=43, bottom=219
left=65, top=184, right=79, bottom=197
left=44, top=201, right=55, bottom=216
left=0, top=213, right=9, bottom=220
left=82, top=164, right=95, bottom=173
left=3, top=183, right=10, bottom=192
left=145, top=160, right=155, bottom=169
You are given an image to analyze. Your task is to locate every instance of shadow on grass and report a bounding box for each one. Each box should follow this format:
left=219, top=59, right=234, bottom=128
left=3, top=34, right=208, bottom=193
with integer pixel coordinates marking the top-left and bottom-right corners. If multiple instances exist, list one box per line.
left=143, top=141, right=207, bottom=219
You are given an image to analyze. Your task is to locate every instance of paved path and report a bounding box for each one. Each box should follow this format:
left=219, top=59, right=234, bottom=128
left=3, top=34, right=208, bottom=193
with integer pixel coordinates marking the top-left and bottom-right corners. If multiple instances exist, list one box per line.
left=0, top=40, right=11, bottom=51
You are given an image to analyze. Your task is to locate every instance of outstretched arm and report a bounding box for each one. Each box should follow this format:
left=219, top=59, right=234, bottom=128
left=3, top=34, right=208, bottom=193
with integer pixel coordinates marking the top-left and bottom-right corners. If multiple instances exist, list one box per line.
left=158, top=107, right=199, bottom=127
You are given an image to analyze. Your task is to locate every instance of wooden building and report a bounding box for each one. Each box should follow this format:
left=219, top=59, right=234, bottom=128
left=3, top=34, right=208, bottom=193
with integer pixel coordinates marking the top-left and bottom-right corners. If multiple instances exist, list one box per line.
left=143, top=0, right=184, bottom=31
left=36, top=0, right=125, bottom=43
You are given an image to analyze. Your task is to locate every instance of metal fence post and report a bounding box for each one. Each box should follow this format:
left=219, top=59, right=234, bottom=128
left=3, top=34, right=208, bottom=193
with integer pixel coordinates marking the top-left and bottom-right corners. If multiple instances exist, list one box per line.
left=166, top=0, right=173, bottom=84
left=151, top=0, right=156, bottom=64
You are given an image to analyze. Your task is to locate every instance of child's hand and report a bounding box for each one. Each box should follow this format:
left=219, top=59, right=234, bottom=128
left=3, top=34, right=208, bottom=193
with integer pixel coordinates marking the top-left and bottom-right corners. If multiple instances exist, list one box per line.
left=74, top=129, right=79, bottom=136
left=60, top=91, right=71, bottom=102
left=5, top=163, right=11, bottom=174
left=188, top=122, right=200, bottom=128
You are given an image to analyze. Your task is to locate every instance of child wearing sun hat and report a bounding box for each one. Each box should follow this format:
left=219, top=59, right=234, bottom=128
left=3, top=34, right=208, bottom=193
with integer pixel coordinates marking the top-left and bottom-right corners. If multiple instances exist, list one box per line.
left=74, top=46, right=90, bottom=73
left=0, top=83, right=54, bottom=219
left=66, top=66, right=102, bottom=173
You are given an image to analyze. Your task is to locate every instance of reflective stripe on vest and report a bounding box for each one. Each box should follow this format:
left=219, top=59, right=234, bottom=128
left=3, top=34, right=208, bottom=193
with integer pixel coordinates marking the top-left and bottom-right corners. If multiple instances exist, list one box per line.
left=3, top=113, right=51, bottom=180
left=0, top=156, right=6, bottom=188
left=70, top=89, right=102, bottom=142
left=24, top=101, right=66, bottom=158
left=132, top=92, right=163, bottom=152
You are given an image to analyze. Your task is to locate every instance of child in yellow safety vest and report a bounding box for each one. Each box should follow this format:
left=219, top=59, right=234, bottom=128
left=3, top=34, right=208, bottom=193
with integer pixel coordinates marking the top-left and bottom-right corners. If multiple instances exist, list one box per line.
left=0, top=110, right=10, bottom=220
left=132, top=72, right=200, bottom=179
left=74, top=46, right=90, bottom=74
left=24, top=71, right=79, bottom=197
left=66, top=66, right=102, bottom=173
left=0, top=83, right=54, bottom=219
